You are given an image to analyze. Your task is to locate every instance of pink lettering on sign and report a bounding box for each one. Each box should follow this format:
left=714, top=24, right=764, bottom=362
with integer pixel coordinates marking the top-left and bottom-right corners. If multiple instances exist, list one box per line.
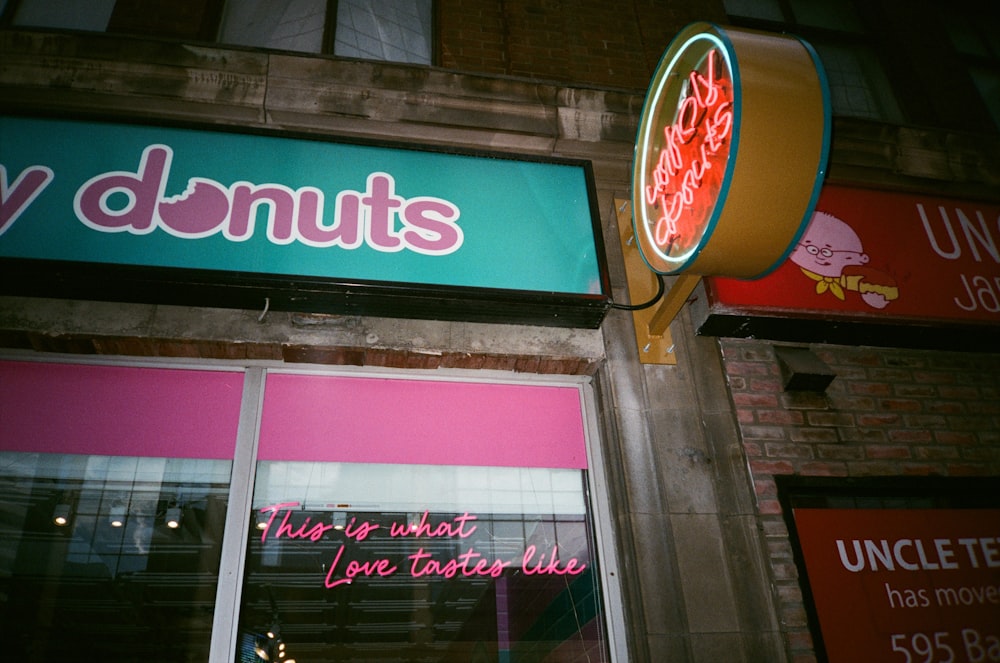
left=325, top=545, right=399, bottom=588
left=408, top=547, right=509, bottom=579
left=72, top=145, right=463, bottom=255
left=522, top=544, right=588, bottom=576
left=255, top=502, right=589, bottom=589
left=258, top=502, right=334, bottom=543
left=388, top=510, right=478, bottom=539
left=0, top=165, right=54, bottom=236
left=643, top=48, right=733, bottom=252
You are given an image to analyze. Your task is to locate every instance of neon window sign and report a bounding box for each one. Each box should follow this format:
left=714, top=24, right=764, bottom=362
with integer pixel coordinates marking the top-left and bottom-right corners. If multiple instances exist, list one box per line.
left=635, top=33, right=735, bottom=270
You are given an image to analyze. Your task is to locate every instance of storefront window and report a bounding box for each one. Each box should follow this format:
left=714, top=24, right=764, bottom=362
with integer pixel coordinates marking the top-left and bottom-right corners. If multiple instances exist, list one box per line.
left=0, top=362, right=617, bottom=662
left=238, top=462, right=604, bottom=662
left=0, top=452, right=232, bottom=660
left=0, top=360, right=244, bottom=661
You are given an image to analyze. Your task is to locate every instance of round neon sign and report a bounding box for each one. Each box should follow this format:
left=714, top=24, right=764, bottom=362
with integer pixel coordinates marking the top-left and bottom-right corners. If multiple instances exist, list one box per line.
left=631, top=23, right=831, bottom=277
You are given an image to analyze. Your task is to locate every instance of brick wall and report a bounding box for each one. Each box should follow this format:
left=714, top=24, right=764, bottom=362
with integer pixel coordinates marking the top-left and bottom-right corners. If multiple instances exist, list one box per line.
left=720, top=338, right=1000, bottom=663
left=437, top=0, right=727, bottom=89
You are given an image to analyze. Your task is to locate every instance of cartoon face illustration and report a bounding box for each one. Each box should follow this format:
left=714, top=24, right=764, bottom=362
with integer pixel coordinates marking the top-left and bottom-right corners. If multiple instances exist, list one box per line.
left=790, top=211, right=869, bottom=278
left=788, top=210, right=898, bottom=309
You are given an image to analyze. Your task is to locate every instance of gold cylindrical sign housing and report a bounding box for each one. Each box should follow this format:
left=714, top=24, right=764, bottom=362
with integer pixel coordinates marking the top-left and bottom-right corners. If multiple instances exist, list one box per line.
left=631, top=22, right=830, bottom=278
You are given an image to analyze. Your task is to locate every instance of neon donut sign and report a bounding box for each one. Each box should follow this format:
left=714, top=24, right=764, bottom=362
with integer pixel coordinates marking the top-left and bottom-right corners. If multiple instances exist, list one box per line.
left=631, top=23, right=831, bottom=278
left=638, top=38, right=734, bottom=264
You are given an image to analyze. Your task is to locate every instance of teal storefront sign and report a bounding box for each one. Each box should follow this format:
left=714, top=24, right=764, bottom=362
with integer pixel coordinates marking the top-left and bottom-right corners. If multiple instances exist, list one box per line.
left=0, top=117, right=609, bottom=327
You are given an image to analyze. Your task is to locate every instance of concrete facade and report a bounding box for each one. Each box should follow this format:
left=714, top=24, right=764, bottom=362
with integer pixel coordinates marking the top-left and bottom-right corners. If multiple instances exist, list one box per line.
left=2, top=3, right=999, bottom=662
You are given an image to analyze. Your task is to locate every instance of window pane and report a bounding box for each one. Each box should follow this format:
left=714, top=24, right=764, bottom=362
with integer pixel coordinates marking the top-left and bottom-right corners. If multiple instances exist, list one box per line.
left=813, top=42, right=903, bottom=122
left=12, top=0, right=115, bottom=30
left=237, top=461, right=607, bottom=662
left=334, top=0, right=432, bottom=64
left=0, top=451, right=232, bottom=660
left=722, top=0, right=785, bottom=22
left=219, top=0, right=327, bottom=53
left=969, top=67, right=1000, bottom=129
left=788, top=0, right=864, bottom=33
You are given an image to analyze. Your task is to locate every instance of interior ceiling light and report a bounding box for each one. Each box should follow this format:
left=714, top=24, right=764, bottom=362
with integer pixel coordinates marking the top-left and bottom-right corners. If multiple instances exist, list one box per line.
left=109, top=505, right=126, bottom=528
left=52, top=504, right=71, bottom=526
left=165, top=506, right=182, bottom=529
left=332, top=511, right=347, bottom=530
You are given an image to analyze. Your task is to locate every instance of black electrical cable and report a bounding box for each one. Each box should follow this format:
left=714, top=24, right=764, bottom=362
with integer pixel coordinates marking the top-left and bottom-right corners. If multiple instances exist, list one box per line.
left=610, top=273, right=665, bottom=311
left=610, top=231, right=676, bottom=311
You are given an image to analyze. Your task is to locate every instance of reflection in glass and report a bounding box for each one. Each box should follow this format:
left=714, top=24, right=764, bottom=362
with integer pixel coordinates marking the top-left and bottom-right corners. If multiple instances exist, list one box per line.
left=0, top=451, right=231, bottom=661
left=218, top=0, right=327, bottom=54
left=238, top=462, right=609, bottom=662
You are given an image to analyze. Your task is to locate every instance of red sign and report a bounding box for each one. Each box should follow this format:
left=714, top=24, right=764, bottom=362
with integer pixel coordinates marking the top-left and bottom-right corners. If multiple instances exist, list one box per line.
left=793, top=508, right=1000, bottom=663
left=706, top=185, right=1000, bottom=324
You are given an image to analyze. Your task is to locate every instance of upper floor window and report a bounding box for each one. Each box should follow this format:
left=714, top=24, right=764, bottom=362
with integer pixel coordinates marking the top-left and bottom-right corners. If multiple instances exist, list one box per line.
left=944, top=5, right=1000, bottom=130
left=2, top=0, right=433, bottom=65
left=723, top=0, right=903, bottom=124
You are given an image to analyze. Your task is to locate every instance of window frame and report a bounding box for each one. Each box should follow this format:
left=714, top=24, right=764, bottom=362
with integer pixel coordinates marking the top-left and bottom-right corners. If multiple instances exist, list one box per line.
left=0, top=0, right=437, bottom=65
left=0, top=353, right=627, bottom=663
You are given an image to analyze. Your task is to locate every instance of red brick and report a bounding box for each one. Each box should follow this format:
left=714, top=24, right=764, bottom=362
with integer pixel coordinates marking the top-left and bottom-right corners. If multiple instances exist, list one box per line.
left=827, top=395, right=877, bottom=411
left=758, top=409, right=805, bottom=425
left=849, top=381, right=893, bottom=396
left=770, top=561, right=800, bottom=581
left=884, top=355, right=927, bottom=368
left=926, top=400, right=967, bottom=414
left=762, top=517, right=789, bottom=538
left=727, top=360, right=777, bottom=377
left=838, top=427, right=888, bottom=443
left=870, top=368, right=913, bottom=381
left=765, top=442, right=815, bottom=459
left=805, top=411, right=855, bottom=427
left=749, top=377, right=785, bottom=392
left=742, top=425, right=788, bottom=441
left=755, top=477, right=778, bottom=496
left=887, top=429, right=933, bottom=443
left=902, top=463, right=945, bottom=476
left=785, top=629, right=814, bottom=650
left=894, top=384, right=937, bottom=397
left=857, top=413, right=902, bottom=426
left=777, top=583, right=804, bottom=603
left=937, top=385, right=980, bottom=399
left=880, top=398, right=924, bottom=412
left=816, top=445, right=866, bottom=460
left=782, top=391, right=831, bottom=410
left=788, top=427, right=839, bottom=443
left=750, top=459, right=796, bottom=475
left=904, top=414, right=948, bottom=428
left=733, top=392, right=780, bottom=408
left=758, top=498, right=783, bottom=515
left=835, top=350, right=883, bottom=367
left=914, top=446, right=961, bottom=460
left=799, top=461, right=849, bottom=476
left=947, top=463, right=990, bottom=476
left=780, top=603, right=809, bottom=627
left=865, top=444, right=913, bottom=459
left=914, top=370, right=957, bottom=384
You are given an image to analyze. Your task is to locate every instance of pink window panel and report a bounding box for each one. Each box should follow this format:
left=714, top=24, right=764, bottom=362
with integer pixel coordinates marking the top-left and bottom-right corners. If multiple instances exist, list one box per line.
left=0, top=361, right=243, bottom=459
left=259, top=373, right=589, bottom=469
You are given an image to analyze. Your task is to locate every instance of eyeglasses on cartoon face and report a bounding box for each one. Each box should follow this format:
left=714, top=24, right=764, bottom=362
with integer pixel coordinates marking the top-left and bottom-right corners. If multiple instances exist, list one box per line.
left=798, top=244, right=862, bottom=258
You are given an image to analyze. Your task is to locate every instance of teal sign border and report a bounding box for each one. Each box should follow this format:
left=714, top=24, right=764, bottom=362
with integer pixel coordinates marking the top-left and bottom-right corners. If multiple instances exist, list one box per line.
left=1, top=116, right=610, bottom=327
